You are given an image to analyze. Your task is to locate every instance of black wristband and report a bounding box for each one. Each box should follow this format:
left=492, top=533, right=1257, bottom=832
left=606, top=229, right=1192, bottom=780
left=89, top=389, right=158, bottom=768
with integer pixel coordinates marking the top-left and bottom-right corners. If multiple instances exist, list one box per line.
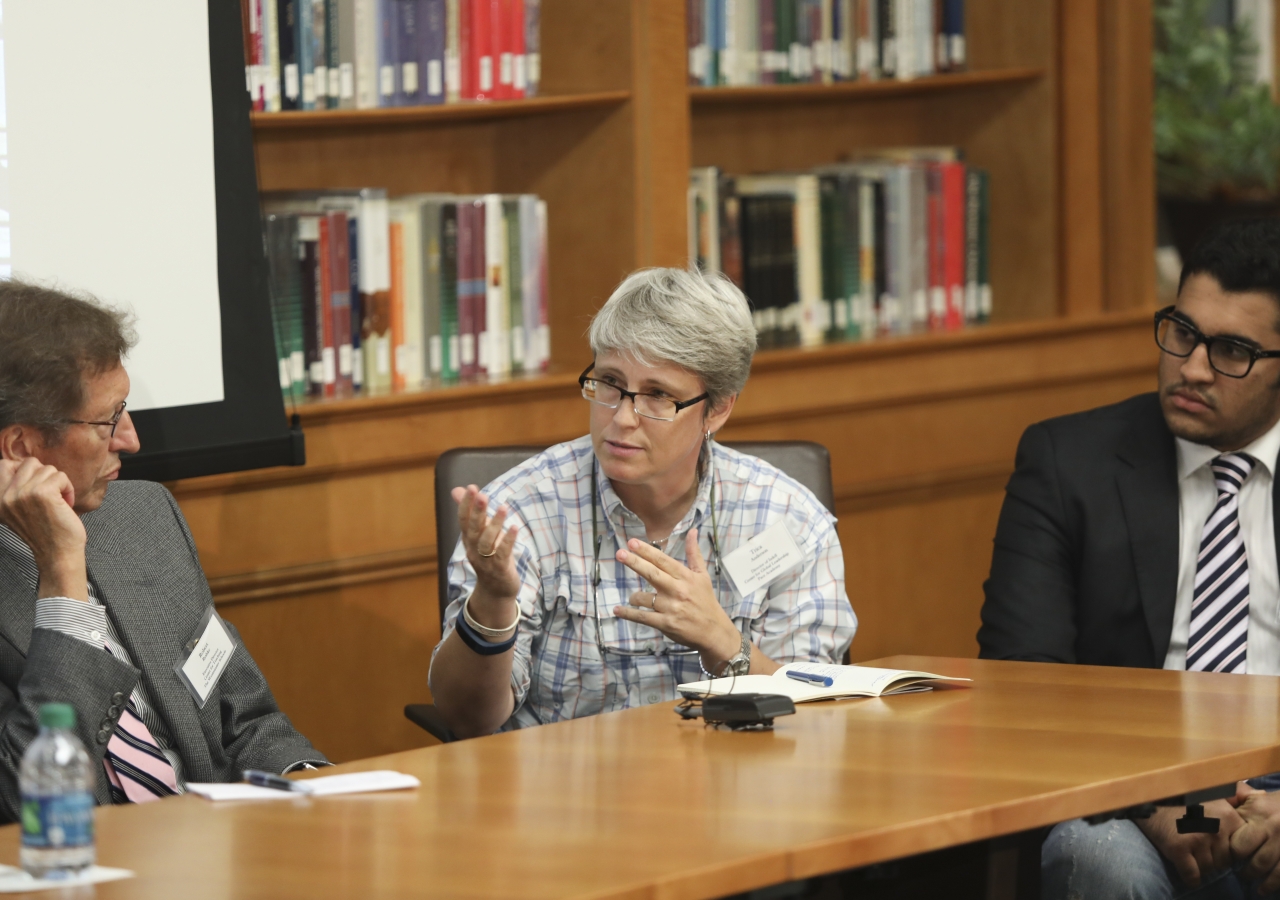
left=455, top=609, right=518, bottom=656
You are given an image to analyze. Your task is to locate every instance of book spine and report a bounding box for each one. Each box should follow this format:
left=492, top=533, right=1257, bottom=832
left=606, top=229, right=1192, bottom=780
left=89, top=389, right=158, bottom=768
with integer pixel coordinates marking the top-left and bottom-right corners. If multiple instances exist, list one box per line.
left=354, top=0, right=379, bottom=108
left=422, top=0, right=446, bottom=104
left=483, top=193, right=509, bottom=376
left=446, top=0, right=462, bottom=101
left=978, top=168, right=990, bottom=321
left=473, top=199, right=489, bottom=376
left=278, top=0, right=300, bottom=108
left=298, top=0, right=316, bottom=110
left=877, top=0, right=894, bottom=78
left=795, top=175, right=823, bottom=347
left=334, top=0, right=356, bottom=108
left=509, top=0, right=526, bottom=97
left=856, top=0, right=876, bottom=80
left=297, top=219, right=321, bottom=395
left=518, top=196, right=539, bottom=372
left=421, top=202, right=443, bottom=379
left=941, top=161, right=965, bottom=330
left=456, top=202, right=477, bottom=379
left=926, top=163, right=946, bottom=331
left=402, top=203, right=426, bottom=388
left=319, top=215, right=337, bottom=396
left=378, top=0, right=399, bottom=106
left=312, top=0, right=330, bottom=108
left=244, top=0, right=261, bottom=110
left=389, top=216, right=406, bottom=391
left=357, top=192, right=392, bottom=393
left=459, top=0, right=476, bottom=100
left=964, top=166, right=979, bottom=324
left=472, top=0, right=494, bottom=99
left=504, top=199, right=524, bottom=373
left=326, top=0, right=341, bottom=106
left=524, top=0, right=540, bottom=96
left=757, top=0, right=775, bottom=85
left=946, top=0, right=965, bottom=71
left=329, top=212, right=355, bottom=394
left=718, top=173, right=743, bottom=288
left=818, top=175, right=843, bottom=341
left=495, top=0, right=514, bottom=100
left=908, top=163, right=928, bottom=330
left=440, top=203, right=461, bottom=381
left=535, top=199, right=548, bottom=371
left=819, top=0, right=834, bottom=84
left=933, top=0, right=948, bottom=73
left=840, top=174, right=861, bottom=339
left=348, top=216, right=363, bottom=390
left=871, top=178, right=887, bottom=334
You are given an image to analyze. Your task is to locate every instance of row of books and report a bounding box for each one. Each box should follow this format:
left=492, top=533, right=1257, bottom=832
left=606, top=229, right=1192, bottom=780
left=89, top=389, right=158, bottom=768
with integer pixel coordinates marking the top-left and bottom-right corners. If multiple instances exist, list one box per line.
left=242, top=0, right=542, bottom=112
left=689, top=149, right=990, bottom=347
left=263, top=190, right=549, bottom=400
left=689, top=0, right=966, bottom=87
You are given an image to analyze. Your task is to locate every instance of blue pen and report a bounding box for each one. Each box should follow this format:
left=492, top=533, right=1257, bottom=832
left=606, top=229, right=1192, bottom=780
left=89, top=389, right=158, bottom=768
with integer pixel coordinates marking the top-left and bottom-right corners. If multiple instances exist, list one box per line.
left=786, top=670, right=834, bottom=688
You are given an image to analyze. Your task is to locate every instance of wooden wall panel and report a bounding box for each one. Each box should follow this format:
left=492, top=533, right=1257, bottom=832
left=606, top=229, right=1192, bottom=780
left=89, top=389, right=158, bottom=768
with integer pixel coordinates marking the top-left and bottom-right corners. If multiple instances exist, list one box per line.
left=171, top=314, right=1158, bottom=762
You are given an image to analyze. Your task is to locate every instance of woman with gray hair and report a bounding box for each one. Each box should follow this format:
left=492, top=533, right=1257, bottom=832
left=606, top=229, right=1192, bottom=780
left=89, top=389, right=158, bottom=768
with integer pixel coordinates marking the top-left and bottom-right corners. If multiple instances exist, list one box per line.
left=428, top=268, right=856, bottom=738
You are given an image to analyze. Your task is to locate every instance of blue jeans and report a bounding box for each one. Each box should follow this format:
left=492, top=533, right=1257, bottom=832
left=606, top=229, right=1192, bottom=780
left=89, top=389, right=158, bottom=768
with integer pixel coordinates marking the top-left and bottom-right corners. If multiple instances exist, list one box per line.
left=1043, top=776, right=1280, bottom=900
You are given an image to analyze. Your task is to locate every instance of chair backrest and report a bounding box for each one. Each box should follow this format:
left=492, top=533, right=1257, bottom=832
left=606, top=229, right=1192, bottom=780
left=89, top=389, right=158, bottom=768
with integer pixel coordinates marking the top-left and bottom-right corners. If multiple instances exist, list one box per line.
left=433, top=441, right=834, bottom=626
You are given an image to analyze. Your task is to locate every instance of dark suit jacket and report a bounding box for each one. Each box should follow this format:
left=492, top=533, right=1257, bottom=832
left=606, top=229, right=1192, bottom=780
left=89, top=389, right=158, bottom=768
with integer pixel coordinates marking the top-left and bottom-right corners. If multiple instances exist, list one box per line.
left=978, top=392, right=1280, bottom=667
left=0, top=481, right=326, bottom=820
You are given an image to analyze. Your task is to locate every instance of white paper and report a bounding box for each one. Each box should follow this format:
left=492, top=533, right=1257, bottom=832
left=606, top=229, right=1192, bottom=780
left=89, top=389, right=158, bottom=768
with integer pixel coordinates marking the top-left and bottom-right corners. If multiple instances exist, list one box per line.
left=181, top=613, right=236, bottom=706
left=187, top=770, right=420, bottom=801
left=722, top=519, right=804, bottom=597
left=0, top=865, right=133, bottom=893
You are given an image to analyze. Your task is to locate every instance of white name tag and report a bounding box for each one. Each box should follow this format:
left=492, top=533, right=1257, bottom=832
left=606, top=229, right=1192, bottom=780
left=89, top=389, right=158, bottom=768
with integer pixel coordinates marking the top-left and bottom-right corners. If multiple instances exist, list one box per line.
left=721, top=520, right=804, bottom=597
left=174, top=608, right=238, bottom=708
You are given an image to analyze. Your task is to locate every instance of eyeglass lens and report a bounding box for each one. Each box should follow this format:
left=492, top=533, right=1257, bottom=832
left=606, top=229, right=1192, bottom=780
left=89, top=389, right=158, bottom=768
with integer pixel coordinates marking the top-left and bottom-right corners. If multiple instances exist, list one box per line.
left=581, top=381, right=678, bottom=420
left=1157, top=317, right=1256, bottom=377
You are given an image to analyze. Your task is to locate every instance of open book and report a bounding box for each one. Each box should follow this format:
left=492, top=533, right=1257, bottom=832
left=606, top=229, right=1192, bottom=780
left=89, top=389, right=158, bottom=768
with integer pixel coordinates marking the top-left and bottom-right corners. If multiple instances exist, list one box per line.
left=677, top=662, right=970, bottom=703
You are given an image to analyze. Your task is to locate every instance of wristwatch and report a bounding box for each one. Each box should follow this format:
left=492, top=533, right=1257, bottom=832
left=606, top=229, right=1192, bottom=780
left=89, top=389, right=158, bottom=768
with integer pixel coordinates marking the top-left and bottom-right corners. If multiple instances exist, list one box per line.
left=704, top=631, right=753, bottom=679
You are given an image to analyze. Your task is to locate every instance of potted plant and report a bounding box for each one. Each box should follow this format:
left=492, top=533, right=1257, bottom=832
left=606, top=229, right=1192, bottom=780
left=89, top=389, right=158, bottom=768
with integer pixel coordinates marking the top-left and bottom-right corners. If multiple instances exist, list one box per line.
left=1155, top=0, right=1280, bottom=258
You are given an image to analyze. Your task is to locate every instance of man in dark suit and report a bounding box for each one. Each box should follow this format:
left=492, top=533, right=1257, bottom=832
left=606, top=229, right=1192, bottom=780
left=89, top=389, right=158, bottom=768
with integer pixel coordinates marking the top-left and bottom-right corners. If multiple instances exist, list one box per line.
left=0, top=280, right=326, bottom=820
left=980, top=217, right=1280, bottom=898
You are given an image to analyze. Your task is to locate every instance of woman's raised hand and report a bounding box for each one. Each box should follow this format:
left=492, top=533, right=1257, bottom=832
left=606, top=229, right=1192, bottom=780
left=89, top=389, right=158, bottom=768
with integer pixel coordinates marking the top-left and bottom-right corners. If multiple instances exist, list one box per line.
left=452, top=485, right=522, bottom=607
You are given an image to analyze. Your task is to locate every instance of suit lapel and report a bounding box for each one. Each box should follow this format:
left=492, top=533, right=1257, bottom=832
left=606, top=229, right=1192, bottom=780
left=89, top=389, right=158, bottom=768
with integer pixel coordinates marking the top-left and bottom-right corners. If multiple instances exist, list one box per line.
left=1115, top=398, right=1180, bottom=664
left=0, top=549, right=35, bottom=657
left=83, top=519, right=215, bottom=782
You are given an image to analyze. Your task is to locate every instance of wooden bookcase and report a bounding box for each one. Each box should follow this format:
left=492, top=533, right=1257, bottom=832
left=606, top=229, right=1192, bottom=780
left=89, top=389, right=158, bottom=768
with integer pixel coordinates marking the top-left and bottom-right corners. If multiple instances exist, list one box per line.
left=175, top=0, right=1161, bottom=762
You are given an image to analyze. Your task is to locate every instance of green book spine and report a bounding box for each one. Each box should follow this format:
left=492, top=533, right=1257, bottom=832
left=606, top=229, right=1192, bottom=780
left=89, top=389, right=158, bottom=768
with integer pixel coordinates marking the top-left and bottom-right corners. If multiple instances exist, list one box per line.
left=421, top=200, right=443, bottom=381
left=777, top=0, right=794, bottom=84
left=840, top=174, right=862, bottom=340
left=440, top=203, right=460, bottom=381
left=818, top=175, right=844, bottom=342
left=504, top=199, right=524, bottom=374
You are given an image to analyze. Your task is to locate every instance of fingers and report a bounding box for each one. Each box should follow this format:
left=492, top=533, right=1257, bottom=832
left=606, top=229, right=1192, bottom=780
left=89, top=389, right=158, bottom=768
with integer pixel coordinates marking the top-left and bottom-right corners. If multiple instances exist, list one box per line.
left=616, top=541, right=681, bottom=592
left=1232, top=781, right=1262, bottom=808
left=613, top=604, right=661, bottom=628
left=627, top=589, right=659, bottom=611
left=1232, top=821, right=1268, bottom=868
left=1169, top=847, right=1202, bottom=889
left=1242, top=823, right=1280, bottom=882
left=685, top=528, right=707, bottom=575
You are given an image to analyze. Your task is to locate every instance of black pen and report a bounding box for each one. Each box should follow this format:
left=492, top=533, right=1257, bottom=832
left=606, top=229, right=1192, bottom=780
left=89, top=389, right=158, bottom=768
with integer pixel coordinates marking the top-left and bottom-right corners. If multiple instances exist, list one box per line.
left=243, top=769, right=314, bottom=793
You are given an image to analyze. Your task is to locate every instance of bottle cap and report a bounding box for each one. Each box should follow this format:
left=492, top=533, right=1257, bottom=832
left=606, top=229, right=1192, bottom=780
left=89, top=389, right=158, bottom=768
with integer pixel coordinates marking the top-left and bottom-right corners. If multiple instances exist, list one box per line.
left=39, top=703, right=76, bottom=730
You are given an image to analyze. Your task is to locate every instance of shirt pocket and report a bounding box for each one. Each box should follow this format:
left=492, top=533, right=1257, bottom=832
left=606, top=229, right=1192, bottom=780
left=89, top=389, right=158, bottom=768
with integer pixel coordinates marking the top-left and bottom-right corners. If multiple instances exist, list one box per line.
left=528, top=563, right=605, bottom=719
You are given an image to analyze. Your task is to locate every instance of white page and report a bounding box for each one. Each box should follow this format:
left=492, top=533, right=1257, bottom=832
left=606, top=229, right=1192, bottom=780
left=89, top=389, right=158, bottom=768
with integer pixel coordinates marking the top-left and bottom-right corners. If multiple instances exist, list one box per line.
left=187, top=770, right=420, bottom=801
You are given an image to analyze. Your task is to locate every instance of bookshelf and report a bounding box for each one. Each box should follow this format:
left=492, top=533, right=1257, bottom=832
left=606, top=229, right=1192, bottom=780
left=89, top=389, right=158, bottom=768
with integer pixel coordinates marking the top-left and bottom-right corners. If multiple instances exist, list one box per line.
left=173, top=0, right=1161, bottom=762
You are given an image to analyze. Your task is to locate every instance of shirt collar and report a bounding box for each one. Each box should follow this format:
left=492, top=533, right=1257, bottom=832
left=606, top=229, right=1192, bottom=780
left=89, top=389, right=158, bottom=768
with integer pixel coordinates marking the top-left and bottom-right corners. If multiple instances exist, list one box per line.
left=1176, top=413, right=1280, bottom=482
left=593, top=445, right=716, bottom=542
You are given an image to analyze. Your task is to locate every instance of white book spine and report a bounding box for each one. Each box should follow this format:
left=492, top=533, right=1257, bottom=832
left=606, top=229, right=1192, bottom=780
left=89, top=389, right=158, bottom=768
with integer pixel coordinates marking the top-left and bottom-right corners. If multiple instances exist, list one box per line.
left=484, top=194, right=510, bottom=378
left=354, top=0, right=379, bottom=109
left=795, top=175, right=824, bottom=347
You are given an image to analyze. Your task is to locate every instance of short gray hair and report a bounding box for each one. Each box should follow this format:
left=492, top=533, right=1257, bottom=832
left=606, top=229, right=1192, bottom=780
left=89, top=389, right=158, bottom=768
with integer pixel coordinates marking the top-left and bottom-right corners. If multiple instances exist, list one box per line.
left=588, top=268, right=757, bottom=410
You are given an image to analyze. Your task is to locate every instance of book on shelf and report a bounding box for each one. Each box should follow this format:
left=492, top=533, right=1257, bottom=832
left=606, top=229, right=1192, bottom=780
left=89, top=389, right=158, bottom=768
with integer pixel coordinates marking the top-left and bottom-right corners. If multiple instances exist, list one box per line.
left=245, top=0, right=539, bottom=112
left=677, top=662, right=970, bottom=702
left=689, top=148, right=990, bottom=348
left=688, top=0, right=965, bottom=87
left=262, top=190, right=548, bottom=400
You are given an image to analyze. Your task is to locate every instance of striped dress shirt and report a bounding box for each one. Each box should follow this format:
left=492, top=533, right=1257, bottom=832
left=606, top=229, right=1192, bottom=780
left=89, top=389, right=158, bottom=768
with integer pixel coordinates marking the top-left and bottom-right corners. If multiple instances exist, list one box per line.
left=430, top=437, right=857, bottom=730
left=0, top=525, right=187, bottom=791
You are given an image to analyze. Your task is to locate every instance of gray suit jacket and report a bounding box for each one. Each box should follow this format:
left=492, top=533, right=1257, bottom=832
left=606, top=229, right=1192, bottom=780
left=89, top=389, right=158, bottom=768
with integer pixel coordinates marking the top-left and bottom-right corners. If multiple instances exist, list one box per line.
left=0, top=480, right=326, bottom=820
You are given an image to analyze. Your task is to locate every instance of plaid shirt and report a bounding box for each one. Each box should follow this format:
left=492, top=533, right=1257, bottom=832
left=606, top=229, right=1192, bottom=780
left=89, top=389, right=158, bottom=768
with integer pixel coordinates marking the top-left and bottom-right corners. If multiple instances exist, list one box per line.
left=430, top=437, right=856, bottom=730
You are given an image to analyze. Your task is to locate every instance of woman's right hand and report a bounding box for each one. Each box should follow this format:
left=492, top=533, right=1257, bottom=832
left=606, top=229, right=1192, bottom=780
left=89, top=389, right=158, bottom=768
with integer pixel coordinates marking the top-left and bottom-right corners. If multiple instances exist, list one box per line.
left=452, top=485, right=522, bottom=616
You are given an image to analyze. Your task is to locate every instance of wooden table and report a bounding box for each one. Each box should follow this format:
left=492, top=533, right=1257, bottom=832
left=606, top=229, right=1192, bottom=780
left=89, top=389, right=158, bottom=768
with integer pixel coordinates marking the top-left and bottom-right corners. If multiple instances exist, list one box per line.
left=7, top=655, right=1280, bottom=899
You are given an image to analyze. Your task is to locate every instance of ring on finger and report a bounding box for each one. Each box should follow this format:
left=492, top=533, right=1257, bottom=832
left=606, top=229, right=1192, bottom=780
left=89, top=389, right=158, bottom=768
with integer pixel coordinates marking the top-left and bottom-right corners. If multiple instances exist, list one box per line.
left=478, top=539, right=500, bottom=558
left=648, top=593, right=658, bottom=610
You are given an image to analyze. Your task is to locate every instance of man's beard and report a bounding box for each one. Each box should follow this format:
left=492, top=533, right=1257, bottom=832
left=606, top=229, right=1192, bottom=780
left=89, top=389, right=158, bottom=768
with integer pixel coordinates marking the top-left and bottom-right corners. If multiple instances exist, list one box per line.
left=1162, top=381, right=1280, bottom=450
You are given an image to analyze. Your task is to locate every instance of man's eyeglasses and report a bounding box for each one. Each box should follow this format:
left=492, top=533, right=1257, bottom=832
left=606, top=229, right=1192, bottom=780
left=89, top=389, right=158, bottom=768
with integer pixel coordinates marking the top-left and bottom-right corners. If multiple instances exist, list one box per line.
left=1154, top=307, right=1280, bottom=379
left=63, top=402, right=128, bottom=438
left=579, top=364, right=709, bottom=422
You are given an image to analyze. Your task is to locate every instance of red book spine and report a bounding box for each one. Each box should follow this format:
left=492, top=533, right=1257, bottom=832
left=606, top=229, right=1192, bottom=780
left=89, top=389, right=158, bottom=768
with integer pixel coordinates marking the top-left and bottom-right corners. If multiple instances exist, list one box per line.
left=473, top=0, right=494, bottom=100
left=942, top=162, right=966, bottom=331
left=457, top=203, right=477, bottom=379
left=509, top=0, right=526, bottom=98
left=493, top=0, right=510, bottom=99
left=318, top=216, right=336, bottom=397
left=459, top=0, right=476, bottom=100
left=472, top=199, right=488, bottom=376
left=329, top=211, right=354, bottom=396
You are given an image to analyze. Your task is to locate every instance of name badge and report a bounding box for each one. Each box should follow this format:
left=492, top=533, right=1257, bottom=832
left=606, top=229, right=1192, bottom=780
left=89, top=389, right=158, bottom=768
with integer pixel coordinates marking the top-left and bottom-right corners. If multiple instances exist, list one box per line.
left=173, top=607, right=238, bottom=708
left=721, top=519, right=804, bottom=597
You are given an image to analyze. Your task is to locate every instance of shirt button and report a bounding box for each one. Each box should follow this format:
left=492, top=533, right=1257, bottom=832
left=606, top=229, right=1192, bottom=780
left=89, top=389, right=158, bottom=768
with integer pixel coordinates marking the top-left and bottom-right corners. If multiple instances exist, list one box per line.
left=646, top=694, right=659, bottom=704
left=90, top=631, right=101, bottom=642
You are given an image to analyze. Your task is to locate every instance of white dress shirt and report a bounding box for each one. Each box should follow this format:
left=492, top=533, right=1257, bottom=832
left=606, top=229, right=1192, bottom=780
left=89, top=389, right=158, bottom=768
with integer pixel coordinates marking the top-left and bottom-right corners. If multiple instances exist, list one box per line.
left=1165, top=416, right=1280, bottom=673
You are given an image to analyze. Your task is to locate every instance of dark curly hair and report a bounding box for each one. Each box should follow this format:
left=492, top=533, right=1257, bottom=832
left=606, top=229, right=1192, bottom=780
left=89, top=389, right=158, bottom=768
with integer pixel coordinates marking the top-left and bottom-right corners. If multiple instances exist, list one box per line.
left=1179, top=218, right=1280, bottom=309
left=0, top=280, right=136, bottom=439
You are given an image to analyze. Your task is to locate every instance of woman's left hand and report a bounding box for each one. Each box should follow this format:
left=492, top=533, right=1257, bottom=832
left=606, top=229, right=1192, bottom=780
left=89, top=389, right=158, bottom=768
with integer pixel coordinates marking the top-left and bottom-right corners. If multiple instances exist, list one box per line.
left=612, top=528, right=742, bottom=668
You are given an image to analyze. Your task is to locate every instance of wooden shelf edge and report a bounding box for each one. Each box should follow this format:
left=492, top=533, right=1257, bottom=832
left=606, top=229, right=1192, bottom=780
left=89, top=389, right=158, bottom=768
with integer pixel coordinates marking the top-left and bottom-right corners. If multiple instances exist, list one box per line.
left=688, top=67, right=1045, bottom=106
left=250, top=91, right=632, bottom=131
left=285, top=308, right=1153, bottom=422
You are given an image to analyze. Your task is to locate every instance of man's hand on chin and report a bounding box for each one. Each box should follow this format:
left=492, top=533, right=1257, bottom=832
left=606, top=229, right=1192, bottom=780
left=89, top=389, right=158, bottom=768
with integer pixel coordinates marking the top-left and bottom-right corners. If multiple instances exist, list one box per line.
left=1136, top=800, right=1243, bottom=889
left=0, top=458, right=89, bottom=602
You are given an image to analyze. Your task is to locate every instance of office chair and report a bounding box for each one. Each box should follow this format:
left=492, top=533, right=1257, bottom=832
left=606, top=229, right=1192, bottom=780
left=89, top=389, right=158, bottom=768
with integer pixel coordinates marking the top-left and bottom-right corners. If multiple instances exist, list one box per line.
left=404, top=441, right=835, bottom=742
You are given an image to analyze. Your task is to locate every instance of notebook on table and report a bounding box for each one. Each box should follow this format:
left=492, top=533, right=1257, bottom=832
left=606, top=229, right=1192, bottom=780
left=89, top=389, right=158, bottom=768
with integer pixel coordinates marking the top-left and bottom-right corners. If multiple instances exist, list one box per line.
left=677, top=662, right=970, bottom=703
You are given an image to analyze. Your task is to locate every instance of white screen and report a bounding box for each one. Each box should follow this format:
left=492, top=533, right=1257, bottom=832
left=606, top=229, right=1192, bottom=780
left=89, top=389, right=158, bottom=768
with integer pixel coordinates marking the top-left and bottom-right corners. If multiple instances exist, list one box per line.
left=2, top=1, right=224, bottom=412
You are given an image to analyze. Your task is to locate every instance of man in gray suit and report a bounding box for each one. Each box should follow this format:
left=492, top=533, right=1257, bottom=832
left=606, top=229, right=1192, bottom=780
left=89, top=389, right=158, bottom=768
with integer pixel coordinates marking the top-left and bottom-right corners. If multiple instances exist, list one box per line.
left=0, top=280, right=326, bottom=818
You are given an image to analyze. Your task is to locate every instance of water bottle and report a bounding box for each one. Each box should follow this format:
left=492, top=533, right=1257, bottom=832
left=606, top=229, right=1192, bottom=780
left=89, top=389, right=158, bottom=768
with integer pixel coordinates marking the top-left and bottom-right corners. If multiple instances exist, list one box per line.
left=20, top=703, right=95, bottom=878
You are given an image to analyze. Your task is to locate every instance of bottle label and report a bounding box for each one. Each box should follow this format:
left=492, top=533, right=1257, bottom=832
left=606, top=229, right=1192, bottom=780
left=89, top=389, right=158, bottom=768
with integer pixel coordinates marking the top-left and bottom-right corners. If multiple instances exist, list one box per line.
left=21, top=792, right=93, bottom=849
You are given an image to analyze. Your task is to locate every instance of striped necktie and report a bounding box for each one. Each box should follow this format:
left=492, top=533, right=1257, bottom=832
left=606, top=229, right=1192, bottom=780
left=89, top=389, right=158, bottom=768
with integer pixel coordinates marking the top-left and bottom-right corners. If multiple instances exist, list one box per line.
left=102, top=698, right=180, bottom=803
left=1187, top=453, right=1257, bottom=674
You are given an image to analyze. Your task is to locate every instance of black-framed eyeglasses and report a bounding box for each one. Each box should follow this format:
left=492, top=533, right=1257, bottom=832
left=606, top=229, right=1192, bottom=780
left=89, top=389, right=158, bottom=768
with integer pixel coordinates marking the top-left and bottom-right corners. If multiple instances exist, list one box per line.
left=1154, top=307, right=1280, bottom=379
left=63, top=401, right=128, bottom=438
left=578, top=364, right=709, bottom=422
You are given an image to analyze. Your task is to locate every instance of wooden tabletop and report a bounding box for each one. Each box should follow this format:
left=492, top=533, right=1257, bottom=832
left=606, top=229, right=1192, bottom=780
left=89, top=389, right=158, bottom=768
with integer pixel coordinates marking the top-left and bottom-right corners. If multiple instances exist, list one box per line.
left=5, top=656, right=1280, bottom=899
